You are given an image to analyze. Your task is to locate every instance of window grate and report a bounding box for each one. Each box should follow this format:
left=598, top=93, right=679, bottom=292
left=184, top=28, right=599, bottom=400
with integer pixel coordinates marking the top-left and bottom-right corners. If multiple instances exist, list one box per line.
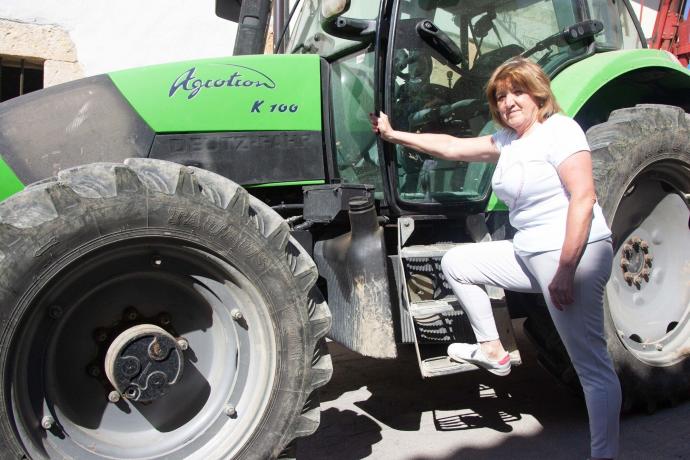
left=0, top=57, right=44, bottom=102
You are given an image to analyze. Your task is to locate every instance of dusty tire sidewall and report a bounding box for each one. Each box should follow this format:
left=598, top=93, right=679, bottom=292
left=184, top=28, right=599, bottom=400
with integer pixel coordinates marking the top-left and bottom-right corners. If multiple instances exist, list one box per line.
left=589, top=106, right=690, bottom=405
left=0, top=185, right=312, bottom=459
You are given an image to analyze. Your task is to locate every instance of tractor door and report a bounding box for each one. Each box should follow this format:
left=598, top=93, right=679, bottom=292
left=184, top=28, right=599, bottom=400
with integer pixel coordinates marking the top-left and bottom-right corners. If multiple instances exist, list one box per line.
left=288, top=0, right=385, bottom=196
left=381, top=0, right=599, bottom=214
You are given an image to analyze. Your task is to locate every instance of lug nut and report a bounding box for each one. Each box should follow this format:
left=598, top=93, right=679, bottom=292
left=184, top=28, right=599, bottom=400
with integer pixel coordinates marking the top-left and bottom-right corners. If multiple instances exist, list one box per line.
left=159, top=313, right=171, bottom=326
left=124, top=386, right=140, bottom=400
left=620, top=258, right=630, bottom=270
left=176, top=338, right=189, bottom=351
left=94, top=328, right=108, bottom=343
left=224, top=404, right=237, bottom=417
left=41, top=415, right=55, bottom=430
left=148, top=340, right=166, bottom=360
left=623, top=273, right=635, bottom=284
left=640, top=268, right=650, bottom=281
left=622, top=244, right=633, bottom=256
left=48, top=305, right=63, bottom=319
left=640, top=241, right=649, bottom=252
left=88, top=364, right=101, bottom=378
left=121, top=357, right=141, bottom=377
left=148, top=372, right=166, bottom=389
left=633, top=275, right=644, bottom=286
left=656, top=343, right=664, bottom=351
left=631, top=237, right=642, bottom=249
left=231, top=309, right=243, bottom=321
left=644, top=254, right=654, bottom=265
left=108, top=391, right=121, bottom=403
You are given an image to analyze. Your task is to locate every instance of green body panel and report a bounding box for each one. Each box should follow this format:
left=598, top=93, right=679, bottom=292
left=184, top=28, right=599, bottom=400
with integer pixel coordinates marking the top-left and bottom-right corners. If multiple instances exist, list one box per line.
left=109, top=54, right=323, bottom=133
left=485, top=192, right=509, bottom=212
left=0, top=156, right=25, bottom=201
left=551, top=49, right=690, bottom=115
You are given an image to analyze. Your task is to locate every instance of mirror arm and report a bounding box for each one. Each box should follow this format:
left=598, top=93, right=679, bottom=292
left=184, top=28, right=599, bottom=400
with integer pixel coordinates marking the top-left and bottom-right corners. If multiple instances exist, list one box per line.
left=321, top=16, right=376, bottom=41
left=522, top=20, right=604, bottom=58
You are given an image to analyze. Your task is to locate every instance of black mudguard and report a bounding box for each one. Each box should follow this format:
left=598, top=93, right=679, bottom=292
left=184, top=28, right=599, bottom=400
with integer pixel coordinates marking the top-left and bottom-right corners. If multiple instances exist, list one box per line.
left=314, top=197, right=397, bottom=359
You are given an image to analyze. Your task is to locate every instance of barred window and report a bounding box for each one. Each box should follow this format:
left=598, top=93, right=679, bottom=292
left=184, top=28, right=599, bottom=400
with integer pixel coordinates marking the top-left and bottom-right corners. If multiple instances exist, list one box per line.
left=0, top=57, right=44, bottom=102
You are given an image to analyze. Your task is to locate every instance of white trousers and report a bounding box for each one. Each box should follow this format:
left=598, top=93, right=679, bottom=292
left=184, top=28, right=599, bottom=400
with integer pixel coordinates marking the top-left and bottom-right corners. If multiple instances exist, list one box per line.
left=441, top=239, right=621, bottom=458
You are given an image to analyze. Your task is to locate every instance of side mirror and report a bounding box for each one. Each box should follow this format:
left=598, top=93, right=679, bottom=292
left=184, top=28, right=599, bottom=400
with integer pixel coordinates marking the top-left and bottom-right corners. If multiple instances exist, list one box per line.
left=321, top=0, right=351, bottom=19
left=216, top=0, right=242, bottom=22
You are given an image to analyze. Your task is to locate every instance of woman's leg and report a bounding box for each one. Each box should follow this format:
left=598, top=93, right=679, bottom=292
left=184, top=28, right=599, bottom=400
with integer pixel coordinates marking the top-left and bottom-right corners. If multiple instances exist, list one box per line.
left=524, top=239, right=621, bottom=459
left=441, top=240, right=541, bottom=359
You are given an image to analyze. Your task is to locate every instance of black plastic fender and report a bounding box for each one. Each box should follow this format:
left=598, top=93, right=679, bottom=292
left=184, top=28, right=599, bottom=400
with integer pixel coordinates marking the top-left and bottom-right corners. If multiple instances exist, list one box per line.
left=0, top=75, right=154, bottom=185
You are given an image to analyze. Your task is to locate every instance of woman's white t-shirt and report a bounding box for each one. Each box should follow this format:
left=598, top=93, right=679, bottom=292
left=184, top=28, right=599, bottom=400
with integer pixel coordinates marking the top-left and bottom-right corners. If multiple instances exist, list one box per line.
left=491, top=113, right=611, bottom=255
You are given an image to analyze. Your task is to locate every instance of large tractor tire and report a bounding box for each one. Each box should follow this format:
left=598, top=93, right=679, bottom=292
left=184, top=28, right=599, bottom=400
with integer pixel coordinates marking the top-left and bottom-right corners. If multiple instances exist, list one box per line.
left=525, top=104, right=690, bottom=410
left=588, top=104, right=690, bottom=411
left=0, top=158, right=332, bottom=459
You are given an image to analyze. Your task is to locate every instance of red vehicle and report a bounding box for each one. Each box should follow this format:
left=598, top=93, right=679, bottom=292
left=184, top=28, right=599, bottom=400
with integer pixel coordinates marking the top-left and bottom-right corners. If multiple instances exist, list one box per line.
left=649, top=0, right=690, bottom=65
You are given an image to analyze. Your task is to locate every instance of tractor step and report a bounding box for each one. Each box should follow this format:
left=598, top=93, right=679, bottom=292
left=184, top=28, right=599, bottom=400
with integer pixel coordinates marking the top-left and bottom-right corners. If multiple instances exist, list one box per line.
left=409, top=296, right=506, bottom=318
left=400, top=243, right=466, bottom=259
left=396, top=217, right=522, bottom=379
left=409, top=298, right=457, bottom=317
left=409, top=295, right=522, bottom=377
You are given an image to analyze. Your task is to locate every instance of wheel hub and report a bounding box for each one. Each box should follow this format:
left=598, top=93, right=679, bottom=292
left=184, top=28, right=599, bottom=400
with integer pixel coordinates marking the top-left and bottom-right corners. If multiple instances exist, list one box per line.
left=104, top=324, right=185, bottom=402
left=619, top=236, right=653, bottom=288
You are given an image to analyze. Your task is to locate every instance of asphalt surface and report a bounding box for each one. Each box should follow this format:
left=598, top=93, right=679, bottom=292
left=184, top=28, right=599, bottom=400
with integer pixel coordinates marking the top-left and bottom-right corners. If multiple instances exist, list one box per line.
left=298, top=320, right=690, bottom=460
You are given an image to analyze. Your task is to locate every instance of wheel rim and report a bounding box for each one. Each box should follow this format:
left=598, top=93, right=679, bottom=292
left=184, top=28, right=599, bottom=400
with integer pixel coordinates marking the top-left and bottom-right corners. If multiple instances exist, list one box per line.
left=11, top=233, right=277, bottom=459
left=606, top=159, right=690, bottom=366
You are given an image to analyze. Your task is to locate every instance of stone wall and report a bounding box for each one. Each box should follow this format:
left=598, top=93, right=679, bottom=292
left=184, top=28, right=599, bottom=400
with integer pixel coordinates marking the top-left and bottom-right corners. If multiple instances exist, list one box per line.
left=0, top=19, right=83, bottom=87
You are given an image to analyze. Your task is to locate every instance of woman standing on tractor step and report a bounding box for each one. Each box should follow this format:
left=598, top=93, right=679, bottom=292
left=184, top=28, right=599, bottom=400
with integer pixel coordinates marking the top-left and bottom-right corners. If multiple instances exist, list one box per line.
left=370, top=57, right=621, bottom=460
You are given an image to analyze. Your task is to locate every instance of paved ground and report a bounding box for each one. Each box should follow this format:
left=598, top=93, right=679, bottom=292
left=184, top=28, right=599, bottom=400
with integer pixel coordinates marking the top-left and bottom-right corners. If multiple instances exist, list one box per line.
left=298, top=320, right=690, bottom=460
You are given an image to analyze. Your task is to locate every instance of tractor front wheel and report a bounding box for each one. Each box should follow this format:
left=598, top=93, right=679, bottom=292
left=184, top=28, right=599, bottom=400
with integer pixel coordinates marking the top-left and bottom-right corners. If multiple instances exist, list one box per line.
left=0, top=159, right=331, bottom=459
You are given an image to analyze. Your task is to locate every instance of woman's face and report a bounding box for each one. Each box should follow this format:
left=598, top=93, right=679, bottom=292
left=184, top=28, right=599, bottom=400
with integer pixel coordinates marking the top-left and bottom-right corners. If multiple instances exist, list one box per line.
left=495, top=81, right=540, bottom=136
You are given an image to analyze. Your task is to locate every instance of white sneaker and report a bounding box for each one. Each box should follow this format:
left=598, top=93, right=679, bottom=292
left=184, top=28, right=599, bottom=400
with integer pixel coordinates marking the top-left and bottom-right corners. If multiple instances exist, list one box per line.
left=447, top=343, right=511, bottom=376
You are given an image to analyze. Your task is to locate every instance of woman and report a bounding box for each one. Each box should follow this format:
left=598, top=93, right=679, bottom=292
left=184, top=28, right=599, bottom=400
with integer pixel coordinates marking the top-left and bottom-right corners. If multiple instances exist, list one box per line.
left=370, top=57, right=621, bottom=460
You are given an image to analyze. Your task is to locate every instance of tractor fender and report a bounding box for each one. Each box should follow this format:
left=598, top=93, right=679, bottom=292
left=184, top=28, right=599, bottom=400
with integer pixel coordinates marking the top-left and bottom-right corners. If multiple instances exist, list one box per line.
left=552, top=49, right=690, bottom=120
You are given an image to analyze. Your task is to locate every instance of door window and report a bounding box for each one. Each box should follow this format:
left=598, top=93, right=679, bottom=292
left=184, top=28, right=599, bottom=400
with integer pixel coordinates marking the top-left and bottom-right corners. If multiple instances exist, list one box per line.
left=390, top=0, right=590, bottom=204
left=331, top=50, right=384, bottom=193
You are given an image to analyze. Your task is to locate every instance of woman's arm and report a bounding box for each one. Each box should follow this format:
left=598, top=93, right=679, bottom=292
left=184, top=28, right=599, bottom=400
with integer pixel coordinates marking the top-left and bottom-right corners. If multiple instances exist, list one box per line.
left=370, top=112, right=500, bottom=163
left=548, top=150, right=598, bottom=309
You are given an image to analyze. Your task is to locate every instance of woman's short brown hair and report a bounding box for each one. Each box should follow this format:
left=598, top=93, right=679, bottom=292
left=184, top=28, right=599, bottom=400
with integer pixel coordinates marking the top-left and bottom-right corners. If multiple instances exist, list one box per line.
left=485, top=57, right=561, bottom=130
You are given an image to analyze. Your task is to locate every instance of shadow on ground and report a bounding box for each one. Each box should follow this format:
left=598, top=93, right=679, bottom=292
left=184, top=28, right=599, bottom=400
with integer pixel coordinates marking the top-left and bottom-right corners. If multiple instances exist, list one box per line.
left=298, top=321, right=690, bottom=459
left=298, top=321, right=591, bottom=459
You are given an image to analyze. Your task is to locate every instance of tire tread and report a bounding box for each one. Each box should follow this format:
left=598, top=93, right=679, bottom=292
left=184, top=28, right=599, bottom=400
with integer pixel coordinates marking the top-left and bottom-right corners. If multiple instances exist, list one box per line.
left=0, top=158, right=333, bottom=459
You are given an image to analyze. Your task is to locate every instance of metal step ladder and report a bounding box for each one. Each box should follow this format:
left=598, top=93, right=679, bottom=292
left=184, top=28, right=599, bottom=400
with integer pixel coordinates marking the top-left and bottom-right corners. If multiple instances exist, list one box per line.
left=396, top=216, right=521, bottom=378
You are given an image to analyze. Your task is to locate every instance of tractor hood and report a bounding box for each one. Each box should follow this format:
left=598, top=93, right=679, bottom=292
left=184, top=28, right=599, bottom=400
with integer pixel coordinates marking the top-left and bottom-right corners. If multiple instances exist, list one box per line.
left=0, top=54, right=326, bottom=200
left=110, top=54, right=322, bottom=132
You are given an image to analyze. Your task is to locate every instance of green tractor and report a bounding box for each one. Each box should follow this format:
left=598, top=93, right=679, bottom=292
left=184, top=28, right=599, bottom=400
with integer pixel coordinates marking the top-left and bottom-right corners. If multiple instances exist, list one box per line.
left=0, top=0, right=688, bottom=458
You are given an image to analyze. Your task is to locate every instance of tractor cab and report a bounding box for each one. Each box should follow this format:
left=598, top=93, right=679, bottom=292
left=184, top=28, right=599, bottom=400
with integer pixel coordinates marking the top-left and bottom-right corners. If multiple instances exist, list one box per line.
left=284, top=0, right=644, bottom=215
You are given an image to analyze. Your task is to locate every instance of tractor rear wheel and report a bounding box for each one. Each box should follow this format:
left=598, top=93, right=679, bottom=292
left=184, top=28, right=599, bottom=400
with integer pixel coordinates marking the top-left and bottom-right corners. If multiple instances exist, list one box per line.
left=588, top=104, right=690, bottom=411
left=0, top=158, right=332, bottom=459
left=523, top=105, right=690, bottom=410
